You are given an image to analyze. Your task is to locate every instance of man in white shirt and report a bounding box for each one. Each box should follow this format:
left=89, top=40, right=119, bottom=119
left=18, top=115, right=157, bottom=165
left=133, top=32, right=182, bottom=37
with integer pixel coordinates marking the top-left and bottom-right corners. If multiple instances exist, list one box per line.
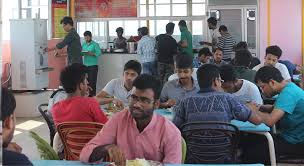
left=220, top=65, right=263, bottom=105
left=95, top=60, right=142, bottom=107
left=199, top=17, right=221, bottom=51
left=252, top=45, right=291, bottom=81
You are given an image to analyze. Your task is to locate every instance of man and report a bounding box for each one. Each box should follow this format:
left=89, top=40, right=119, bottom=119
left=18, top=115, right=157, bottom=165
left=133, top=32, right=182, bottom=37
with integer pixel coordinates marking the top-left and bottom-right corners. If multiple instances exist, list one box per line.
left=220, top=65, right=263, bottom=105
left=209, top=48, right=227, bottom=66
left=51, top=64, right=108, bottom=126
left=173, top=64, right=261, bottom=163
left=216, top=25, right=236, bottom=62
left=233, top=49, right=257, bottom=83
left=82, top=31, right=101, bottom=96
left=46, top=16, right=82, bottom=65
left=199, top=17, right=221, bottom=51
left=156, top=22, right=178, bottom=87
left=113, top=27, right=127, bottom=49
left=252, top=45, right=291, bottom=81
left=160, top=53, right=199, bottom=108
left=242, top=66, right=304, bottom=163
left=2, top=88, right=33, bottom=165
left=137, top=27, right=157, bottom=75
left=178, top=20, right=193, bottom=58
left=95, top=60, right=142, bottom=107
left=80, top=74, right=182, bottom=164
left=193, top=47, right=213, bottom=68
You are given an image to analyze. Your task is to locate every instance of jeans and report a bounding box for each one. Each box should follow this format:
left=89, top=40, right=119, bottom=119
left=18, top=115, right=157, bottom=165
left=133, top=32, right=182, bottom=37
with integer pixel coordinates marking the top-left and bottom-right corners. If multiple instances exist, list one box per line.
left=87, top=65, right=98, bottom=96
left=142, top=61, right=157, bottom=76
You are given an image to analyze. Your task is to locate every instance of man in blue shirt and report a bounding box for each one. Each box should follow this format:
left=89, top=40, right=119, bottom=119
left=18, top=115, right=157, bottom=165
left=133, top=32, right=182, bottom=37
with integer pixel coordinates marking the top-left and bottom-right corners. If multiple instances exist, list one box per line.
left=243, top=66, right=304, bottom=163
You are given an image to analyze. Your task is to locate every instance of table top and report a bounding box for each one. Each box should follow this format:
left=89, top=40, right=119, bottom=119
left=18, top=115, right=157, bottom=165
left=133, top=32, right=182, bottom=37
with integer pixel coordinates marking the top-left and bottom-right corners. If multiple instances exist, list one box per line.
left=154, top=109, right=270, bottom=132
left=32, top=160, right=264, bottom=166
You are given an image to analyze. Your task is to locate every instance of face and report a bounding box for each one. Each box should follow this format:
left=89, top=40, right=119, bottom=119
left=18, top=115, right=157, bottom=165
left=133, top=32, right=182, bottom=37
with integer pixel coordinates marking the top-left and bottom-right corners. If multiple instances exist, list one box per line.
left=128, top=88, right=158, bottom=121
left=219, top=30, right=224, bottom=36
left=84, top=36, right=92, bottom=43
left=123, top=69, right=139, bottom=88
left=213, top=77, right=224, bottom=91
left=117, top=31, right=123, bottom=37
left=3, top=113, right=16, bottom=148
left=208, top=22, right=215, bottom=29
left=264, top=54, right=278, bottom=66
left=214, top=50, right=223, bottom=62
left=79, top=74, right=89, bottom=96
left=257, top=80, right=277, bottom=98
left=199, top=54, right=210, bottom=63
left=221, top=81, right=236, bottom=93
left=62, top=24, right=71, bottom=32
left=176, top=68, right=193, bottom=84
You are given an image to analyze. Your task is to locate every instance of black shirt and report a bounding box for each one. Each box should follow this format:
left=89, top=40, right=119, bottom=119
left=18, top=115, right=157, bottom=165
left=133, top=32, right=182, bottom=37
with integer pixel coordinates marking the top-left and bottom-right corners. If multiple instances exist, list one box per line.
left=156, top=34, right=178, bottom=64
left=3, top=149, right=33, bottom=165
left=56, top=28, right=83, bottom=65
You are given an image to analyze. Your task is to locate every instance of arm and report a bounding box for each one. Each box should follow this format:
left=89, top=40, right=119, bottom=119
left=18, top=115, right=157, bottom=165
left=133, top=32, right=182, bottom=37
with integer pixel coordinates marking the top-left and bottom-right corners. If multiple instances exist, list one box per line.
left=251, top=107, right=285, bottom=127
left=178, top=40, right=188, bottom=48
left=216, top=36, right=224, bottom=49
left=90, top=99, right=108, bottom=124
left=259, top=105, right=274, bottom=113
left=89, top=144, right=125, bottom=165
left=172, top=100, right=186, bottom=130
left=162, top=128, right=182, bottom=164
left=56, top=31, right=75, bottom=49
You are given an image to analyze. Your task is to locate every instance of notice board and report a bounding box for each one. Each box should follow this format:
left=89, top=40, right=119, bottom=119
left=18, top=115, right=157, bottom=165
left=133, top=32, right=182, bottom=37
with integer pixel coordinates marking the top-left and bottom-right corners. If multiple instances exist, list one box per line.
left=52, top=0, right=68, bottom=38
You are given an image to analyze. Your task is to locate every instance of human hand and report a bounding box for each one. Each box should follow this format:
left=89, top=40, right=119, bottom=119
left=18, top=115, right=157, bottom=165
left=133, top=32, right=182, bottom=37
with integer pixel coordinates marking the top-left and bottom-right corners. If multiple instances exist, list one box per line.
left=6, top=142, right=22, bottom=153
left=112, top=99, right=124, bottom=109
left=165, top=99, right=176, bottom=108
left=105, top=145, right=126, bottom=166
left=246, top=102, right=260, bottom=112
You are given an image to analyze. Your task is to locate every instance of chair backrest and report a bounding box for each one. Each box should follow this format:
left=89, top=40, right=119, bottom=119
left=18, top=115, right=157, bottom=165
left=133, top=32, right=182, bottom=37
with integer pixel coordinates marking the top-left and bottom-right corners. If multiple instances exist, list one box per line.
left=180, top=121, right=240, bottom=164
left=38, top=103, right=56, bottom=147
left=181, top=137, right=187, bottom=164
left=57, top=122, right=104, bottom=160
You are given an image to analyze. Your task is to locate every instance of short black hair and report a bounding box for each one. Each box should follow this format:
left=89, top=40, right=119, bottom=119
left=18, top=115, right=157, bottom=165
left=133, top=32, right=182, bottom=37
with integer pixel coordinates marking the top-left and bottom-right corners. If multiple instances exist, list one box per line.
left=141, top=27, right=149, bottom=36
left=60, top=16, right=74, bottom=26
left=255, top=66, right=284, bottom=83
left=83, top=31, right=92, bottom=37
left=60, top=63, right=87, bottom=93
left=166, top=22, right=175, bottom=34
left=198, top=47, right=212, bottom=57
left=234, top=41, right=248, bottom=51
left=213, top=47, right=223, bottom=53
left=266, top=45, right=282, bottom=59
left=219, top=25, right=228, bottom=32
left=132, top=74, right=161, bottom=100
left=1, top=87, right=16, bottom=121
left=197, top=64, right=221, bottom=89
left=116, top=27, right=124, bottom=33
left=249, top=57, right=261, bottom=69
left=234, top=49, right=252, bottom=67
left=178, top=20, right=187, bottom=27
left=220, top=65, right=237, bottom=82
left=124, top=60, right=142, bottom=75
left=175, top=53, right=193, bottom=69
left=207, top=17, right=217, bottom=26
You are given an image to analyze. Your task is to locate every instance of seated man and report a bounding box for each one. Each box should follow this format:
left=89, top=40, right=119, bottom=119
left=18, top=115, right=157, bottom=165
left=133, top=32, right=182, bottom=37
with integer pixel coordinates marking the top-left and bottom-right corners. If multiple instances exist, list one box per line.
left=95, top=60, right=142, bottom=107
left=220, top=65, right=263, bottom=105
left=233, top=49, right=257, bottom=83
left=252, top=45, right=291, bottom=81
left=2, top=87, right=33, bottom=165
left=243, top=66, right=304, bottom=164
left=173, top=64, right=261, bottom=163
left=193, top=47, right=213, bottom=68
left=209, top=48, right=228, bottom=66
left=160, top=53, right=199, bottom=108
left=80, top=74, right=182, bottom=165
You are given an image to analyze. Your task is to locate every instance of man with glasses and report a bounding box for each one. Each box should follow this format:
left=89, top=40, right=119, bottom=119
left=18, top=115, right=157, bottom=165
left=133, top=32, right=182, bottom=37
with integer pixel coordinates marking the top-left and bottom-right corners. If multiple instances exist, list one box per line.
left=80, top=74, right=182, bottom=165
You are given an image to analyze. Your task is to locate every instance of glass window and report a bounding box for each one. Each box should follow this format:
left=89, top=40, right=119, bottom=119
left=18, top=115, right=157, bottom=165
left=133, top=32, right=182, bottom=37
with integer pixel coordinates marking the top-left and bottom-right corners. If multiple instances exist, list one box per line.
left=156, top=20, right=169, bottom=35
left=140, top=20, right=147, bottom=27
left=156, top=5, right=170, bottom=16
left=149, top=0, right=154, bottom=4
left=140, top=5, right=146, bottom=17
left=77, top=22, right=86, bottom=37
left=99, top=22, right=105, bottom=37
left=172, top=4, right=187, bottom=16
left=149, top=20, right=155, bottom=36
left=39, top=0, right=48, bottom=6
left=125, top=20, right=139, bottom=36
left=156, top=0, right=170, bottom=4
left=148, top=5, right=155, bottom=16
left=192, top=20, right=203, bottom=35
left=86, top=22, right=93, bottom=33
left=172, top=0, right=187, bottom=3
left=109, top=21, right=123, bottom=36
left=192, top=0, right=205, bottom=2
left=140, top=0, right=146, bottom=4
left=172, top=21, right=180, bottom=36
left=192, top=3, right=205, bottom=16
left=39, top=6, right=48, bottom=19
left=93, top=22, right=99, bottom=37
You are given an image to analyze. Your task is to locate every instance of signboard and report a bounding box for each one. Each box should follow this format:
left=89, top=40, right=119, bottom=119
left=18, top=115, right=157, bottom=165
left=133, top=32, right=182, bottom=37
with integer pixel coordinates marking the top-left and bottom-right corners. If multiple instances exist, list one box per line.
left=52, top=0, right=68, bottom=38
left=75, top=0, right=137, bottom=18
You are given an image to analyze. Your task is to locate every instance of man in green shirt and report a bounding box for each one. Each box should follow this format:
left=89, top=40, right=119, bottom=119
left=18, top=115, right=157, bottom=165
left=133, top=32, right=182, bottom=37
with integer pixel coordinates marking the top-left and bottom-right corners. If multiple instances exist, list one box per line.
left=82, top=31, right=101, bottom=96
left=178, top=20, right=193, bottom=58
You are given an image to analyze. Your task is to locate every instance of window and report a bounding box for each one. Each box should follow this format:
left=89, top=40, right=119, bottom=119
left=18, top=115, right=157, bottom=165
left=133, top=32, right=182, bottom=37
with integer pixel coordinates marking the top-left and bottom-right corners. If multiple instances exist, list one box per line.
left=21, top=0, right=48, bottom=19
left=2, top=0, right=19, bottom=40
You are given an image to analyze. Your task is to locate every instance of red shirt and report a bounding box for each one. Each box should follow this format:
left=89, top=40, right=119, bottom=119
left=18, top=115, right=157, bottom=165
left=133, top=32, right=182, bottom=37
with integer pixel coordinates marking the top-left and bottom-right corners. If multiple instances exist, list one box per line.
left=51, top=96, right=108, bottom=126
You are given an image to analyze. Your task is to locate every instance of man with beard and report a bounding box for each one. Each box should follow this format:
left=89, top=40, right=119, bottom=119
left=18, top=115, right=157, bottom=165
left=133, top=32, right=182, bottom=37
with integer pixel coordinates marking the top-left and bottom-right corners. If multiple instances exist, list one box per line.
left=95, top=60, right=142, bottom=107
left=242, top=66, right=304, bottom=164
left=80, top=74, right=182, bottom=165
left=160, top=53, right=199, bottom=108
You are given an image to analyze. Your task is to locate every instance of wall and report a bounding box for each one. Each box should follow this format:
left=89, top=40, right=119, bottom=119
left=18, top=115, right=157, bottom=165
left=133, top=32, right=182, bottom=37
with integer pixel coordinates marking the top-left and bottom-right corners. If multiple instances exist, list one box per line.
left=259, top=0, right=302, bottom=64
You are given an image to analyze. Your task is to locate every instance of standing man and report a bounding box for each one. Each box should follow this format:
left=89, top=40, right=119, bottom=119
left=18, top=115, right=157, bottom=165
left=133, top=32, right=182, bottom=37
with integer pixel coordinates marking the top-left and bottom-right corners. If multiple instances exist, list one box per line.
left=156, top=22, right=178, bottom=87
left=200, top=17, right=221, bottom=52
left=178, top=20, right=193, bottom=58
left=82, top=31, right=101, bottom=96
left=137, top=27, right=157, bottom=75
left=46, top=16, right=82, bottom=65
left=217, top=25, right=236, bottom=62
left=113, top=27, right=127, bottom=50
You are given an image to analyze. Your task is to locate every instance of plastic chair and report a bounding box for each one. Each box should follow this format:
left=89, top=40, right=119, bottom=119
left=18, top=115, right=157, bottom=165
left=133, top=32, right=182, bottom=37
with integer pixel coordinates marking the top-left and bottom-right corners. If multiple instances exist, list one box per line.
left=180, top=121, right=240, bottom=164
left=38, top=103, right=56, bottom=147
left=181, top=137, right=187, bottom=163
left=57, top=122, right=104, bottom=160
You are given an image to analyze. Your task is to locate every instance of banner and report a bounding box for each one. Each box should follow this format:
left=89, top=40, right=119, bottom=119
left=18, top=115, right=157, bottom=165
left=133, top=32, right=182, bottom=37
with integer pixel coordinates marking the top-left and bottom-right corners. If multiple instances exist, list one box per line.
left=52, top=0, right=68, bottom=38
left=75, top=0, right=137, bottom=18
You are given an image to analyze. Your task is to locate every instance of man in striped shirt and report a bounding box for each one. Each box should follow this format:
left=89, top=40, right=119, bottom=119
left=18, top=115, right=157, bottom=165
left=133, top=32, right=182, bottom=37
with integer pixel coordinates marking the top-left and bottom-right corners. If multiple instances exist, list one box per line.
left=217, top=25, right=236, bottom=62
